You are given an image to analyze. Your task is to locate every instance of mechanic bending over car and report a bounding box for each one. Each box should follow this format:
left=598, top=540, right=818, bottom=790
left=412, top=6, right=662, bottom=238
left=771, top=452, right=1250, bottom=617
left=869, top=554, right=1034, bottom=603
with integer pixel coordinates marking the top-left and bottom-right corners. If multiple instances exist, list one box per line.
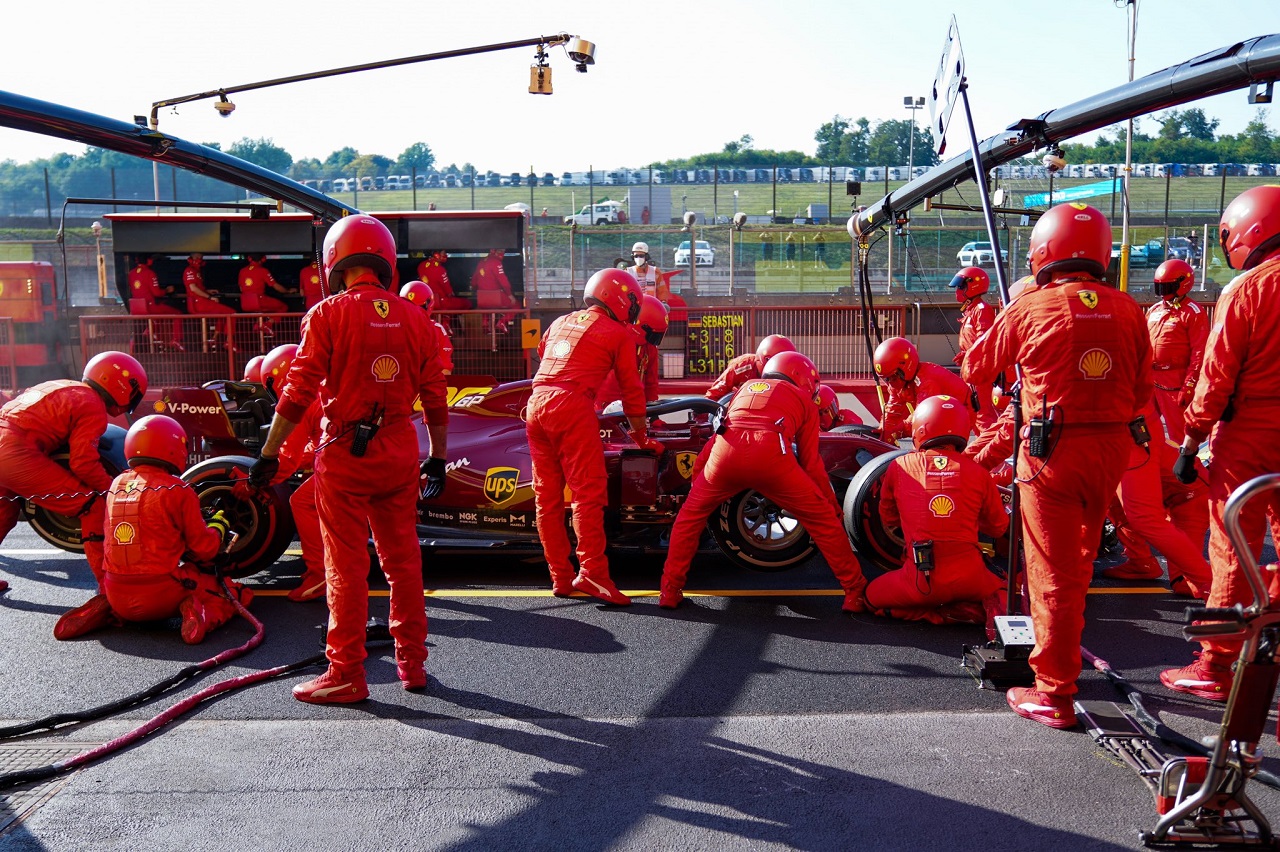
left=55, top=415, right=253, bottom=643
left=866, top=395, right=1008, bottom=634
left=527, top=268, right=662, bottom=606
left=659, top=352, right=868, bottom=612
left=596, top=294, right=667, bottom=411
left=249, top=215, right=449, bottom=705
left=962, top=202, right=1152, bottom=731
left=816, top=386, right=858, bottom=432
left=1163, top=185, right=1280, bottom=703
left=874, top=336, right=976, bottom=445
left=0, top=351, right=148, bottom=595
left=704, top=334, right=796, bottom=400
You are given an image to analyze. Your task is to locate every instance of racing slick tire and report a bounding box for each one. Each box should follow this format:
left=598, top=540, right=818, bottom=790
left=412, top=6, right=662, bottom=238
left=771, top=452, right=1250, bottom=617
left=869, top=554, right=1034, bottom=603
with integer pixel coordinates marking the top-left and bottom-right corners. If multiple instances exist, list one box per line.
left=710, top=489, right=816, bottom=572
left=842, top=448, right=908, bottom=573
left=25, top=424, right=127, bottom=554
left=830, top=423, right=880, bottom=437
left=181, top=455, right=296, bottom=578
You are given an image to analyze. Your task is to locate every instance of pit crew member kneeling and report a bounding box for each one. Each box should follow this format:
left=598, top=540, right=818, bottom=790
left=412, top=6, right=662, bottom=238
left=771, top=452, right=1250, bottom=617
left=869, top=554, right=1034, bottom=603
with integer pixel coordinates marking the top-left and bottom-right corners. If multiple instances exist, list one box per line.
left=866, top=395, right=1008, bottom=631
left=54, top=415, right=251, bottom=642
left=659, top=352, right=868, bottom=610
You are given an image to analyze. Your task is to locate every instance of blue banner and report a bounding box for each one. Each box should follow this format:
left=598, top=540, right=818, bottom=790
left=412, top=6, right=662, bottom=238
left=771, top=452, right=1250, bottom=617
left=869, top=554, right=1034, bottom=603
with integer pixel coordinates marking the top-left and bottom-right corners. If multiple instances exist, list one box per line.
left=1022, top=180, right=1118, bottom=208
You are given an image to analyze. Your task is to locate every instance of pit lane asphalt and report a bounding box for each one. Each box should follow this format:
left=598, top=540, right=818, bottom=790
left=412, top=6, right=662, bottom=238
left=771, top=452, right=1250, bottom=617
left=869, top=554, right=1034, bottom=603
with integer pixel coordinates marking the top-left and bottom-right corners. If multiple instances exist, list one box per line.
left=1, top=523, right=1278, bottom=851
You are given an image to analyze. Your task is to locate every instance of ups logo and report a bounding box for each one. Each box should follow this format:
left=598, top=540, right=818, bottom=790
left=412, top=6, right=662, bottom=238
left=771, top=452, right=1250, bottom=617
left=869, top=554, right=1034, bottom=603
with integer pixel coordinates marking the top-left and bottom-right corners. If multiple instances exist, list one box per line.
left=483, top=467, right=520, bottom=505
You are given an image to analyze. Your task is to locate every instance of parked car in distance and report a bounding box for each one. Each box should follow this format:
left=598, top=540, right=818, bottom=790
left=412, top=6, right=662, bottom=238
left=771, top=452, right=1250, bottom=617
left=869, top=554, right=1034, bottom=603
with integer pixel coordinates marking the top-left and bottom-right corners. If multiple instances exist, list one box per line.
left=564, top=200, right=627, bottom=226
left=1111, top=242, right=1147, bottom=268
left=955, top=241, right=1009, bottom=267
left=674, top=240, right=715, bottom=267
left=1165, top=236, right=1202, bottom=263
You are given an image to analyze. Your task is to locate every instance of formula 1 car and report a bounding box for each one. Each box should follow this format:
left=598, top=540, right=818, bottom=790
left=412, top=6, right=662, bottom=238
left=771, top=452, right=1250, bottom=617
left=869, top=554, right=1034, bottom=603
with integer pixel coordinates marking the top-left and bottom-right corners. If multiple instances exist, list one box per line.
left=31, top=378, right=909, bottom=579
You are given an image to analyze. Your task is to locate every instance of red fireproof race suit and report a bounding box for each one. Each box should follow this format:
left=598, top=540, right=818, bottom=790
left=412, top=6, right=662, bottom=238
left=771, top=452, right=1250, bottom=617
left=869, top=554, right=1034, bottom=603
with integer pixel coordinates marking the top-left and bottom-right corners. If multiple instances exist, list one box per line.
left=1181, top=254, right=1280, bottom=673
left=183, top=261, right=236, bottom=316
left=660, top=378, right=866, bottom=597
left=129, top=262, right=182, bottom=344
left=527, top=306, right=646, bottom=589
left=0, top=381, right=111, bottom=581
left=867, top=447, right=1008, bottom=620
left=273, top=400, right=324, bottom=599
left=238, top=260, right=289, bottom=313
left=1110, top=400, right=1211, bottom=595
left=299, top=262, right=325, bottom=310
left=880, top=362, right=976, bottom=444
left=1112, top=436, right=1209, bottom=582
left=1147, top=295, right=1209, bottom=443
left=416, top=259, right=471, bottom=313
left=277, top=282, right=448, bottom=677
left=963, top=276, right=1152, bottom=698
left=432, top=321, right=454, bottom=375
left=822, top=408, right=861, bottom=431
left=596, top=330, right=660, bottom=409
left=100, top=465, right=245, bottom=634
left=470, top=255, right=517, bottom=328
left=956, top=297, right=999, bottom=432
left=704, top=353, right=763, bottom=400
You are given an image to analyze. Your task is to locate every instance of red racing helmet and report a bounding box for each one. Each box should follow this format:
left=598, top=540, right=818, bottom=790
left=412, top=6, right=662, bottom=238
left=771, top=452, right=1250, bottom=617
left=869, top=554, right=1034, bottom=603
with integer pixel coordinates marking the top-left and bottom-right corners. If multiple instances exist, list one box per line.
left=873, top=337, right=919, bottom=386
left=323, top=215, right=396, bottom=291
left=1027, top=203, right=1111, bottom=285
left=762, top=351, right=820, bottom=399
left=125, top=414, right=188, bottom=475
left=1153, top=259, right=1195, bottom=300
left=911, top=395, right=971, bottom=451
left=261, top=343, right=299, bottom=395
left=948, top=266, right=990, bottom=303
left=636, top=295, right=669, bottom=346
left=399, top=280, right=435, bottom=316
left=756, top=334, right=796, bottom=361
left=243, top=355, right=265, bottom=383
left=816, top=385, right=840, bottom=430
left=1219, top=185, right=1280, bottom=270
left=584, top=268, right=642, bottom=323
left=82, top=351, right=147, bottom=416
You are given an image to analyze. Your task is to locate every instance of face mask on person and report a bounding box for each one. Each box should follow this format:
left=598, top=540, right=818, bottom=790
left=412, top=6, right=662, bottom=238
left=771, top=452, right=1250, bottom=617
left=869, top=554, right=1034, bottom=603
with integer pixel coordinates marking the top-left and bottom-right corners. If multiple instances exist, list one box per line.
left=633, top=254, right=647, bottom=267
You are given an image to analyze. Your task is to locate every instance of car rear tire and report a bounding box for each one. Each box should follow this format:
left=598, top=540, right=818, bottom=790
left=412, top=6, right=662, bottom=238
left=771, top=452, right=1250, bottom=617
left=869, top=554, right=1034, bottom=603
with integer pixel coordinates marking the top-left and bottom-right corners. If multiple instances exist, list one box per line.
left=710, top=489, right=815, bottom=572
left=842, top=448, right=908, bottom=573
left=25, top=425, right=128, bottom=554
left=182, top=456, right=296, bottom=578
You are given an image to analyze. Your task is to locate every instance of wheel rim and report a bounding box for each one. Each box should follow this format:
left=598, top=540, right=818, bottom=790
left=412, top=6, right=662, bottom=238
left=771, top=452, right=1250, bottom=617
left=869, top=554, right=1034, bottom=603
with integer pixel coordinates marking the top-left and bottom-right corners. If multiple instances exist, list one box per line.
left=195, top=480, right=264, bottom=558
left=736, top=492, right=805, bottom=552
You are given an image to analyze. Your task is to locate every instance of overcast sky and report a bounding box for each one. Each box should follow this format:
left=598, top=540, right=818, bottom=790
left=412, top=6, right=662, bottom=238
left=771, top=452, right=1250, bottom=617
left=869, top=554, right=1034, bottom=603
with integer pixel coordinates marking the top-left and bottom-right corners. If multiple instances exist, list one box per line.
left=2, top=0, right=1276, bottom=172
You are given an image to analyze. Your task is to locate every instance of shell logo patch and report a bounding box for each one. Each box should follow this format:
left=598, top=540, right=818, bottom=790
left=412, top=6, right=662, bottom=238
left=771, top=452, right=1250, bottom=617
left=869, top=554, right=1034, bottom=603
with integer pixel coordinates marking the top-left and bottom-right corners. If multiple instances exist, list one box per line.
left=928, top=494, right=956, bottom=518
left=1078, top=290, right=1099, bottom=309
left=932, top=456, right=948, bottom=471
left=551, top=340, right=572, bottom=358
left=675, top=451, right=698, bottom=479
left=1079, top=348, right=1112, bottom=379
left=152, top=400, right=166, bottom=413
left=112, top=522, right=136, bottom=545
left=373, top=299, right=390, bottom=319
left=310, top=275, right=319, bottom=284
left=746, top=381, right=770, bottom=393
left=483, top=467, right=520, bottom=505
left=371, top=354, right=400, bottom=382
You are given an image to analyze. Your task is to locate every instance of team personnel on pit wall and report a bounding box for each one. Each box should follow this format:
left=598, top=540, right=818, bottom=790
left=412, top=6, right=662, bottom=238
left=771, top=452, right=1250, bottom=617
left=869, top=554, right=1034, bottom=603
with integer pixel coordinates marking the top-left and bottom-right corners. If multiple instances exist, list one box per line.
left=1146, top=259, right=1209, bottom=443
left=400, top=281, right=455, bottom=375
left=237, top=254, right=296, bottom=313
left=53, top=415, right=253, bottom=642
left=0, top=351, right=147, bottom=589
left=299, top=259, right=325, bottom=311
left=1099, top=397, right=1211, bottom=598
left=416, top=251, right=471, bottom=315
left=704, top=335, right=797, bottom=400
left=866, top=395, right=1008, bottom=632
left=659, top=352, right=868, bottom=611
left=472, top=248, right=518, bottom=334
left=596, top=295, right=667, bottom=410
left=874, top=337, right=976, bottom=444
left=628, top=242, right=669, bottom=302
left=527, top=269, right=660, bottom=606
left=950, top=267, right=999, bottom=432
left=817, top=386, right=859, bottom=431
left=128, top=255, right=183, bottom=350
left=259, top=344, right=328, bottom=603
left=183, top=253, right=238, bottom=351
left=963, top=202, right=1152, bottom=730
left=1164, top=185, right=1280, bottom=702
left=250, top=215, right=449, bottom=704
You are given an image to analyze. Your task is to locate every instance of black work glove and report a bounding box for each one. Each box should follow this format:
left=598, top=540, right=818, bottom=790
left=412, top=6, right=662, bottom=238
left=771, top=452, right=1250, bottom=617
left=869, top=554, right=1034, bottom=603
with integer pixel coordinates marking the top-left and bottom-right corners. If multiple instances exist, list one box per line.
left=1173, top=449, right=1199, bottom=485
left=420, top=457, right=447, bottom=499
left=248, top=454, right=279, bottom=488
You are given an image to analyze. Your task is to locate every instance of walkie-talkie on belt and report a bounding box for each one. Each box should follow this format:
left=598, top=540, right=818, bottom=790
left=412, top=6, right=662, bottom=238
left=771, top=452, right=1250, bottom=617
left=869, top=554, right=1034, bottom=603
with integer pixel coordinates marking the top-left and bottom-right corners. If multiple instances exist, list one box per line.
left=1028, top=398, right=1051, bottom=459
left=350, top=405, right=384, bottom=458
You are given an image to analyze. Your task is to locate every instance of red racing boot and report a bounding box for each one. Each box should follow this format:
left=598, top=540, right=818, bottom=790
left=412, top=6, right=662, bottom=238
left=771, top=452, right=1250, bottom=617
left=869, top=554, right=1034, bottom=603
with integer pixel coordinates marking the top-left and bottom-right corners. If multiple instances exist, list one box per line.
left=1006, top=686, right=1077, bottom=729
left=1160, top=659, right=1232, bottom=702
left=572, top=571, right=631, bottom=606
left=550, top=569, right=576, bottom=598
left=397, top=660, right=428, bottom=691
left=982, top=590, right=1007, bottom=643
left=658, top=580, right=683, bottom=610
left=288, top=569, right=327, bottom=603
left=842, top=581, right=868, bottom=613
left=53, top=594, right=121, bottom=640
left=293, top=666, right=369, bottom=704
left=0, top=580, right=8, bottom=594
left=1100, top=556, right=1162, bottom=581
